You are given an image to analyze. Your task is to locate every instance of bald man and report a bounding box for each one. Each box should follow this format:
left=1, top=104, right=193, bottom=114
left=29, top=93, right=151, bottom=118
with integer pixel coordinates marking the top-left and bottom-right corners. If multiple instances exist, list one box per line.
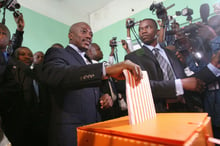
left=42, top=22, right=142, bottom=146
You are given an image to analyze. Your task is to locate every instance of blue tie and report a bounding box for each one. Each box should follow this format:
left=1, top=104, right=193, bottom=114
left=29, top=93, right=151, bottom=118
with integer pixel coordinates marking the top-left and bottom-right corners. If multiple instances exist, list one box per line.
left=3, top=51, right=8, bottom=62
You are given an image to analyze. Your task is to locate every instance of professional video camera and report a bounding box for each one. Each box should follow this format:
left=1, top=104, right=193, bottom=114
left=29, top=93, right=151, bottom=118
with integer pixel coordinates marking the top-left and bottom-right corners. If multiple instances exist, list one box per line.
left=0, top=0, right=21, bottom=17
left=149, top=2, right=167, bottom=20
left=167, top=3, right=210, bottom=56
left=126, top=19, right=135, bottom=28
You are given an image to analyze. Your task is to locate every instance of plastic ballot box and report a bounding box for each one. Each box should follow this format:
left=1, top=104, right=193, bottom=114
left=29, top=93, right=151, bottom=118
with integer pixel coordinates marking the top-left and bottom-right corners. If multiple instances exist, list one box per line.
left=77, top=113, right=214, bottom=146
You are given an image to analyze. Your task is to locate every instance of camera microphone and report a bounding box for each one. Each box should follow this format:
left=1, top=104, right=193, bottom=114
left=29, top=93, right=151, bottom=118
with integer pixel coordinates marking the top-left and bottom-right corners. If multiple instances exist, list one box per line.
left=200, top=3, right=210, bottom=24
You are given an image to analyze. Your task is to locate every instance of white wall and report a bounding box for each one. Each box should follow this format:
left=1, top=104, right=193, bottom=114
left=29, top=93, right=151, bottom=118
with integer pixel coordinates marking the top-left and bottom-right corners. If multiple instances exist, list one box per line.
left=90, top=0, right=164, bottom=32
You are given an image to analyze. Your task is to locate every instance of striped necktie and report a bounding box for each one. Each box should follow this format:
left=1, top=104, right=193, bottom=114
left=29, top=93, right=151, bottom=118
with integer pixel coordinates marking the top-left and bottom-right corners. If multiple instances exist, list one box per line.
left=153, top=48, right=175, bottom=80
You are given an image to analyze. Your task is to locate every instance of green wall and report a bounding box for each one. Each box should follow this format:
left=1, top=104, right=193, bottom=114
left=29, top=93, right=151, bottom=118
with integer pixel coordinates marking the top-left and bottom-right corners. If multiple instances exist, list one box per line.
left=5, top=7, right=69, bottom=54
left=93, top=0, right=219, bottom=62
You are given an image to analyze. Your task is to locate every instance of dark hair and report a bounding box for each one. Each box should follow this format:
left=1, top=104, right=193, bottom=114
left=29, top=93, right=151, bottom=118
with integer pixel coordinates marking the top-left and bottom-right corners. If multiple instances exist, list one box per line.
left=0, top=23, right=11, bottom=39
left=14, top=46, right=31, bottom=59
left=51, top=43, right=64, bottom=49
left=139, top=18, right=158, bottom=29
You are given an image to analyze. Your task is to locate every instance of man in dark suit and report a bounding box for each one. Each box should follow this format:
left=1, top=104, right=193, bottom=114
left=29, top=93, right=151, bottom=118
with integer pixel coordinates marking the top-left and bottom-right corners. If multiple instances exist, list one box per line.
left=42, top=22, right=142, bottom=146
left=125, top=18, right=220, bottom=112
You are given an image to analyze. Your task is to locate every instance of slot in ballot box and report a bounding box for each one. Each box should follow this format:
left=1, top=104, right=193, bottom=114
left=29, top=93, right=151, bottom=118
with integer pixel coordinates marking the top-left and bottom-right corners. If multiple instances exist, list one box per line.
left=77, top=113, right=213, bottom=146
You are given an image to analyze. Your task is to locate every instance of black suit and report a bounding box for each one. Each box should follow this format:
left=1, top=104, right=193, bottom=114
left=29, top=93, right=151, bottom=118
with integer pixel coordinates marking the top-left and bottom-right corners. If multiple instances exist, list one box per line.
left=125, top=45, right=217, bottom=112
left=42, top=46, right=104, bottom=146
left=0, top=57, right=48, bottom=146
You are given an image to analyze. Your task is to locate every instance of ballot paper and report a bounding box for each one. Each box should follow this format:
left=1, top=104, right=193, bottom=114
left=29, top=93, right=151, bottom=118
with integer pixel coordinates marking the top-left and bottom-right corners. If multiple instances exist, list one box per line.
left=123, top=69, right=156, bottom=125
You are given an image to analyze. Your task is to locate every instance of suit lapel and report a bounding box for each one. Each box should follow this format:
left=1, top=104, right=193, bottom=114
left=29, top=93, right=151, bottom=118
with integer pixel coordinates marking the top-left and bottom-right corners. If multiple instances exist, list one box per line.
left=142, top=46, right=161, bottom=67
left=164, top=49, right=186, bottom=78
left=65, top=46, right=86, bottom=65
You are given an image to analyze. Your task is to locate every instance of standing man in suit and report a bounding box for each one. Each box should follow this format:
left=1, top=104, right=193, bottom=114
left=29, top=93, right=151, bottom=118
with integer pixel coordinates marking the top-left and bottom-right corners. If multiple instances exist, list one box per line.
left=125, top=18, right=220, bottom=112
left=42, top=22, right=142, bottom=146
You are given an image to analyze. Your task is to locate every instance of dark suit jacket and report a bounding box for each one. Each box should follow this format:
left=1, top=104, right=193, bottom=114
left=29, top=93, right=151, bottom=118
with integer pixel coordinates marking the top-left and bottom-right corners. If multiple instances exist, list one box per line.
left=42, top=46, right=104, bottom=146
left=125, top=45, right=217, bottom=112
left=125, top=46, right=186, bottom=98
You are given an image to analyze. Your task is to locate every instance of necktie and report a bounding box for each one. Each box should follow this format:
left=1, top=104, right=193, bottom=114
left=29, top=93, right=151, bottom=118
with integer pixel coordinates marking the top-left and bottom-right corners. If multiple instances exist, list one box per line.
left=153, top=48, right=175, bottom=80
left=153, top=48, right=185, bottom=110
left=33, top=80, right=40, bottom=103
left=3, top=51, right=8, bottom=62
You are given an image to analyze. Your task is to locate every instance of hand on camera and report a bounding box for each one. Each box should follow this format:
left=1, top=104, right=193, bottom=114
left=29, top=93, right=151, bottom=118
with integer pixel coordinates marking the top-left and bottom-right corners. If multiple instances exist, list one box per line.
left=14, top=12, right=24, bottom=31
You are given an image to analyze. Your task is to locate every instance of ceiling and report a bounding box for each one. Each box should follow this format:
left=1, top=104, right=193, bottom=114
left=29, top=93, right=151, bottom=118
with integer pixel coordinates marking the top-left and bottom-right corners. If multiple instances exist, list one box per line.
left=19, top=0, right=112, bottom=26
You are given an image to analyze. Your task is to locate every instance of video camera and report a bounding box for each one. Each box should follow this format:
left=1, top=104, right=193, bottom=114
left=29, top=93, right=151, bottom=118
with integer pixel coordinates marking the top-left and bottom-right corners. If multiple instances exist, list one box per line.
left=0, top=0, right=21, bottom=17
left=110, top=37, right=118, bottom=48
left=167, top=3, right=210, bottom=56
left=149, top=2, right=167, bottom=20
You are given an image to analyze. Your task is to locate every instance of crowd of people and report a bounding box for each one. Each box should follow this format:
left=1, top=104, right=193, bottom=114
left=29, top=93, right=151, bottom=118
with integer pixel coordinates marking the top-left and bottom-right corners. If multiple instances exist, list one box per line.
left=0, top=3, right=220, bottom=146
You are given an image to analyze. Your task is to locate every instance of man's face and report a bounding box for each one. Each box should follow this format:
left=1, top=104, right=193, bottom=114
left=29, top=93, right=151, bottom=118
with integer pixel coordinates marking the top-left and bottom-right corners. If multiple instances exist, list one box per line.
left=17, top=47, right=33, bottom=66
left=0, top=28, right=10, bottom=50
left=33, top=52, right=44, bottom=64
left=69, top=23, right=93, bottom=52
left=93, top=46, right=103, bottom=61
left=139, top=20, right=157, bottom=45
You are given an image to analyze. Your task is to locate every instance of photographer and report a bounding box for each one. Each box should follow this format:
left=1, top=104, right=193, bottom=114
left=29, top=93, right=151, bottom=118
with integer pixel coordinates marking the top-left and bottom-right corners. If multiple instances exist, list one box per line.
left=0, top=13, right=24, bottom=83
left=125, top=18, right=135, bottom=52
left=176, top=15, right=220, bottom=141
left=196, top=15, right=220, bottom=140
left=108, top=37, right=131, bottom=65
left=0, top=13, right=24, bottom=146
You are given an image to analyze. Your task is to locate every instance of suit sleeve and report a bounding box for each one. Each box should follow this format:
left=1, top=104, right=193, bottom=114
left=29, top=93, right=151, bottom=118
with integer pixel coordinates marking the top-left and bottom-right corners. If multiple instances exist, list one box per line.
left=193, top=66, right=218, bottom=84
left=42, top=47, right=103, bottom=89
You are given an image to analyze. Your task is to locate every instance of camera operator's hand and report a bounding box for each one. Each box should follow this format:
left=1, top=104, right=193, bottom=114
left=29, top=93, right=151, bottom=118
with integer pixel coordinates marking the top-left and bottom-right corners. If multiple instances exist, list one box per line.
left=14, top=13, right=24, bottom=31
left=197, top=22, right=217, bottom=41
left=126, top=18, right=134, bottom=29
left=121, top=40, right=130, bottom=54
left=105, top=60, right=143, bottom=81
left=211, top=50, right=220, bottom=69
left=176, top=51, right=187, bottom=66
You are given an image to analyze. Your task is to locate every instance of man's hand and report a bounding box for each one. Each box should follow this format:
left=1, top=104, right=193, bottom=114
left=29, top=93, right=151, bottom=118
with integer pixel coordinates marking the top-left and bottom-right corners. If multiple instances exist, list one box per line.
left=106, top=60, right=143, bottom=81
left=100, top=93, right=113, bottom=109
left=14, top=13, right=24, bottom=31
left=211, top=50, right=220, bottom=68
left=121, top=40, right=130, bottom=54
left=181, top=77, right=205, bottom=93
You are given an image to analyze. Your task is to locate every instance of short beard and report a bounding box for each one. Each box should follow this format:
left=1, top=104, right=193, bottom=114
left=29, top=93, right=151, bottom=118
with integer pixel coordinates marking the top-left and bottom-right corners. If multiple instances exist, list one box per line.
left=143, top=37, right=157, bottom=45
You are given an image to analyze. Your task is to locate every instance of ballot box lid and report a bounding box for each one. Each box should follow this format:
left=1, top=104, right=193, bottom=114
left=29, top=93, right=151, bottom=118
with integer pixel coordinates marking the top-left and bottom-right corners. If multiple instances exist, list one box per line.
left=77, top=113, right=210, bottom=145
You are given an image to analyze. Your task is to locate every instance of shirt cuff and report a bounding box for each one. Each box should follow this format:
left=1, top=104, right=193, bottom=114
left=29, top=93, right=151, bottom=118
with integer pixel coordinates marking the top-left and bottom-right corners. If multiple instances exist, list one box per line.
left=102, top=62, right=109, bottom=79
left=207, top=63, right=220, bottom=77
left=108, top=56, right=114, bottom=65
left=175, top=79, right=184, bottom=96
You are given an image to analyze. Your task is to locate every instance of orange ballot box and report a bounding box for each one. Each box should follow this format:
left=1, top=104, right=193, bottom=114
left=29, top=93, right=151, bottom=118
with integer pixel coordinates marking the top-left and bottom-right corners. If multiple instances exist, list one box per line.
left=77, top=113, right=214, bottom=146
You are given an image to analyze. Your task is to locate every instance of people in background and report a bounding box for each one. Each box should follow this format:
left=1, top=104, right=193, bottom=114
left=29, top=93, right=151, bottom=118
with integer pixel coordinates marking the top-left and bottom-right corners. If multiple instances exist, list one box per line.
left=176, top=15, right=220, bottom=142
left=50, top=43, right=64, bottom=49
left=0, top=13, right=24, bottom=146
left=2, top=46, right=49, bottom=146
left=125, top=18, right=220, bottom=112
left=33, top=51, right=44, bottom=65
left=86, top=43, right=103, bottom=63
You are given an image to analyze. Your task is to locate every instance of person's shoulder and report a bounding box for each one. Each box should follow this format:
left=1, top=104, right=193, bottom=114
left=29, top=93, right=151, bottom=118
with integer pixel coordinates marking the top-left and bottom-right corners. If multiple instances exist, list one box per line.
left=44, top=47, right=68, bottom=58
left=126, top=47, right=145, bottom=58
left=45, top=47, right=65, bottom=54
